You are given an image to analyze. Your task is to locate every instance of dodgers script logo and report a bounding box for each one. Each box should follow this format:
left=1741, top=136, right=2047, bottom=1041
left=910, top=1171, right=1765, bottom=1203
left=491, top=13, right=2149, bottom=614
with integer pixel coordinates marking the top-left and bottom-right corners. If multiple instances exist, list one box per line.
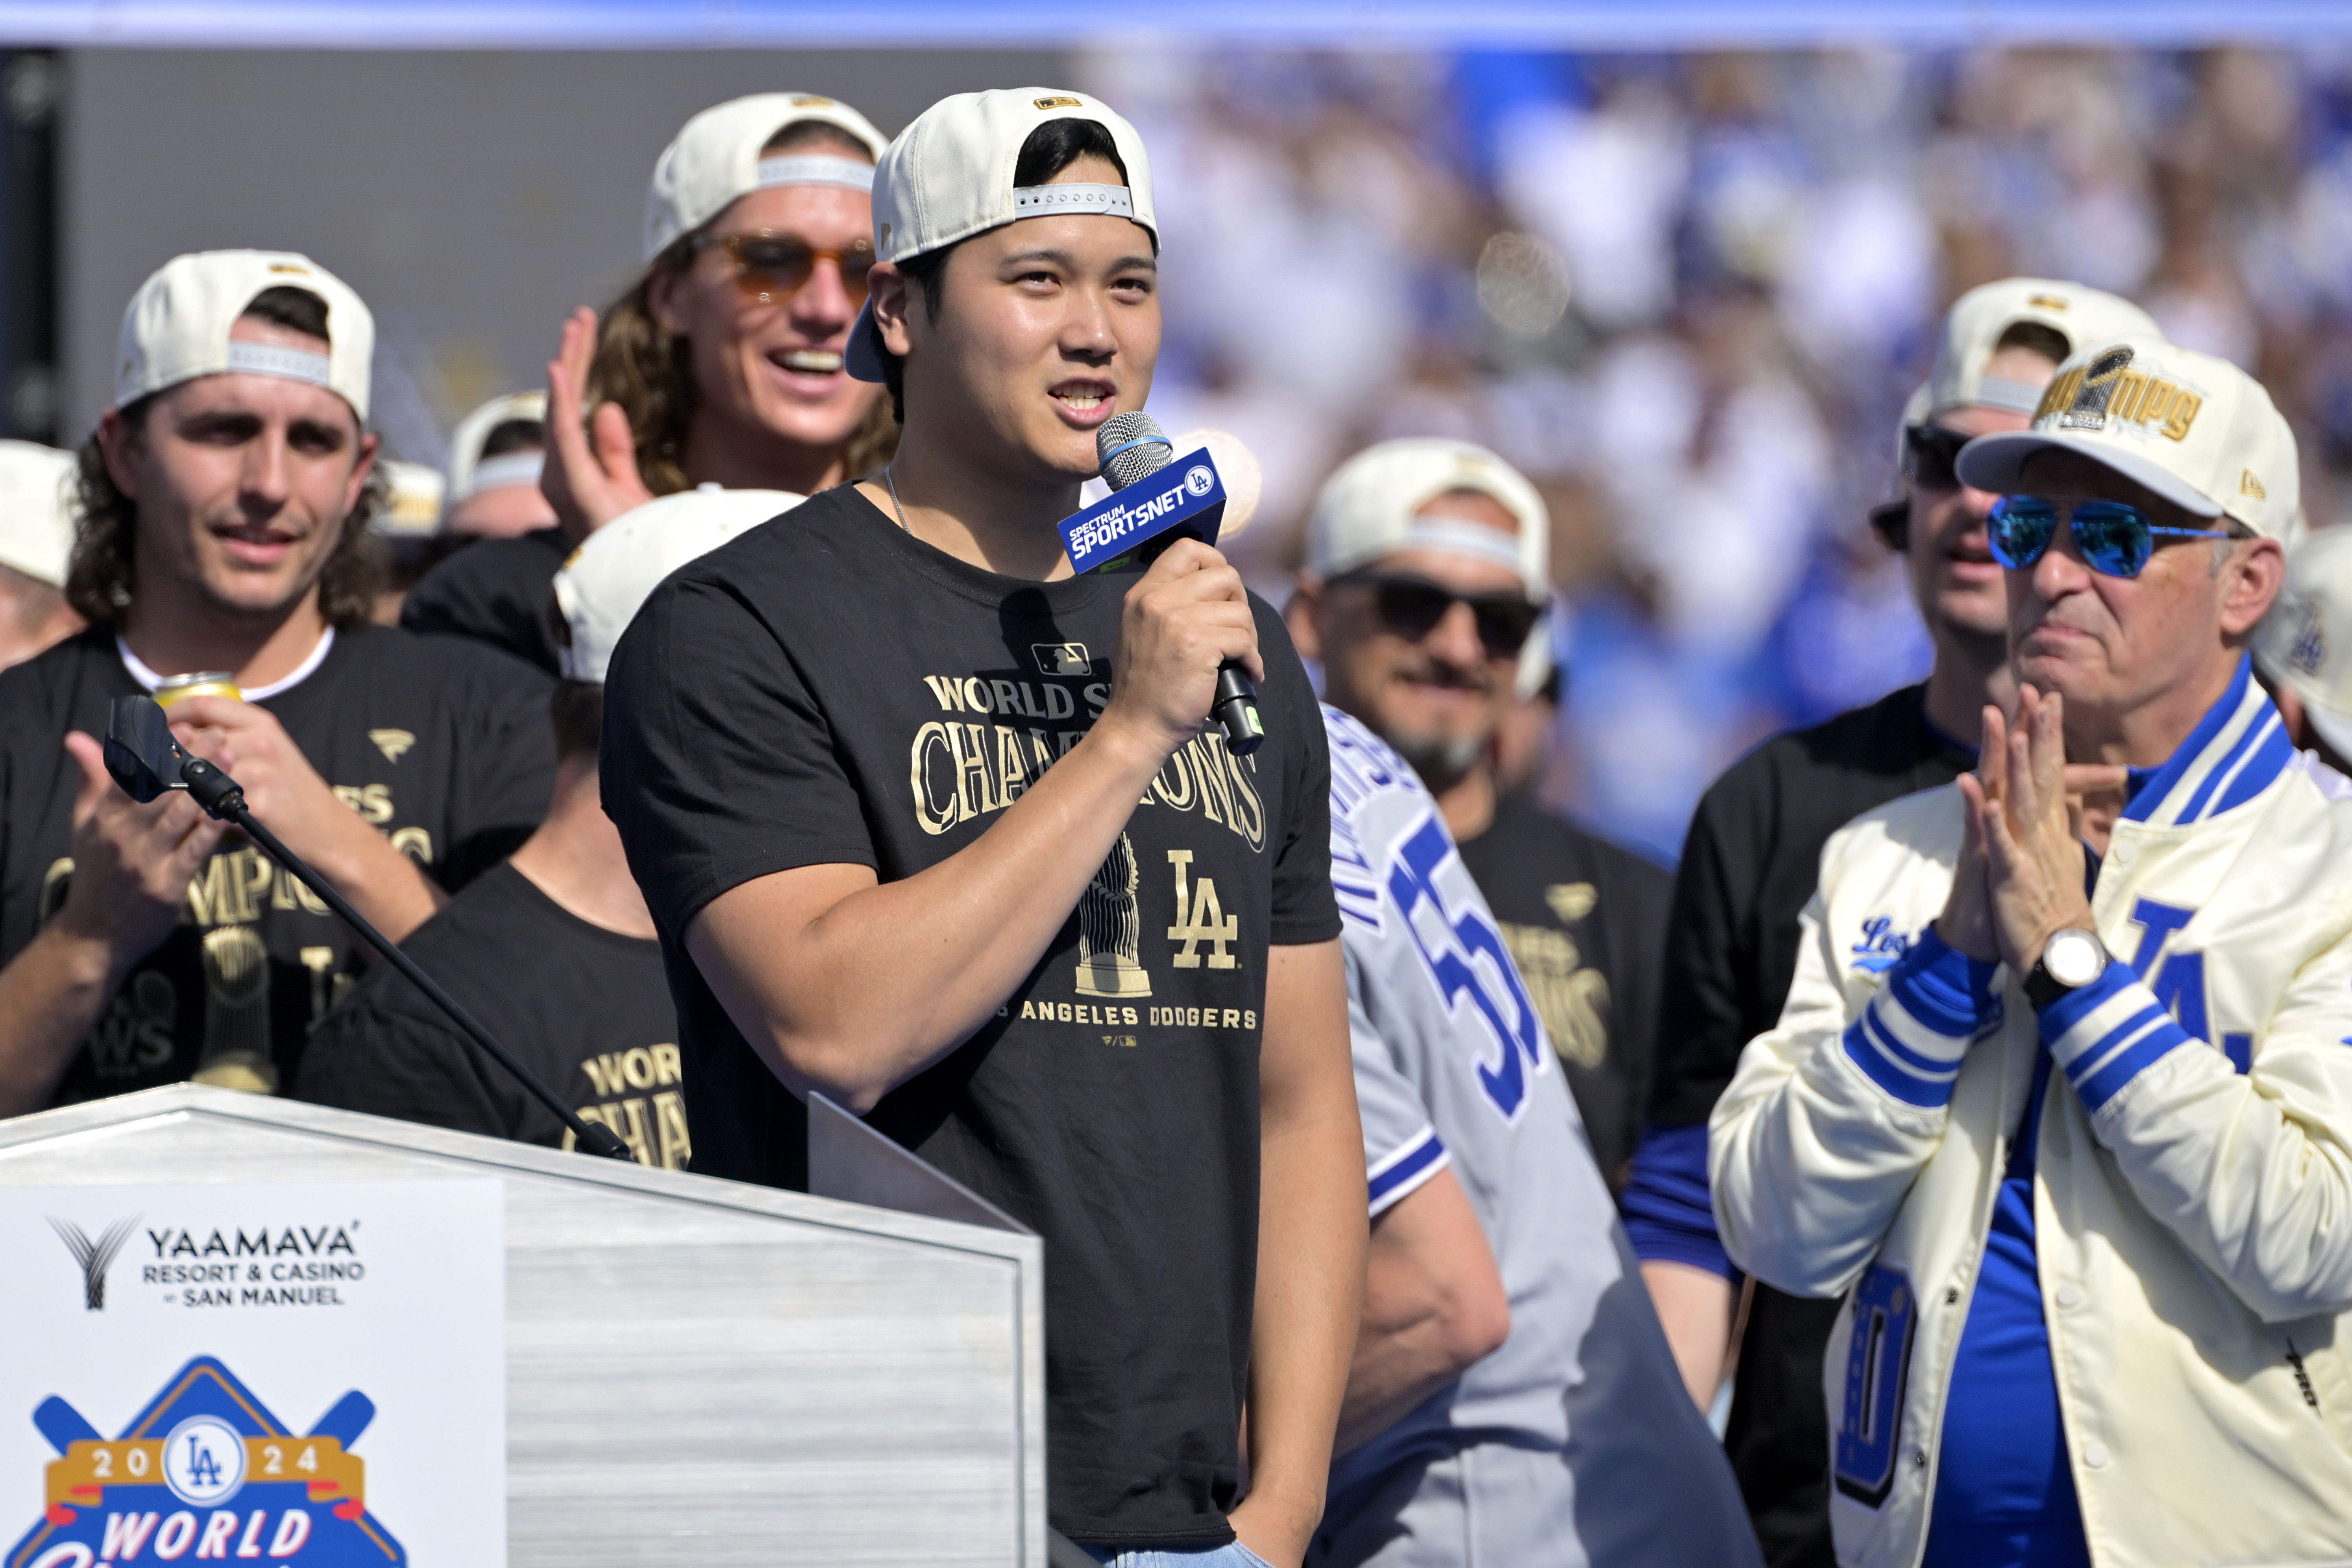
left=6, top=1357, right=404, bottom=1567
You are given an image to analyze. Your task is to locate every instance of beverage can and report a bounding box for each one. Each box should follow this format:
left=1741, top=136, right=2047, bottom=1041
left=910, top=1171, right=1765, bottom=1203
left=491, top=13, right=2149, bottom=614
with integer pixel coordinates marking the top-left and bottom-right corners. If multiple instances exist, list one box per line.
left=153, top=672, right=241, bottom=709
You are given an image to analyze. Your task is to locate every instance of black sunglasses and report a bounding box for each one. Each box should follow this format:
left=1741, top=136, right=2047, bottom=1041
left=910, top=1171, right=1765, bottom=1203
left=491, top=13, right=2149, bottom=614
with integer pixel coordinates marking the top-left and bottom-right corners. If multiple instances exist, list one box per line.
left=1333, top=573, right=1543, bottom=657
left=1902, top=423, right=1972, bottom=491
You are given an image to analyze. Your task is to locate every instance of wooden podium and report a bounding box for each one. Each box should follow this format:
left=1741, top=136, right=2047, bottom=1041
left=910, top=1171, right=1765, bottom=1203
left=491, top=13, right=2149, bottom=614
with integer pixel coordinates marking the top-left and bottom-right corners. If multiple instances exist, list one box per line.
left=0, top=1084, right=1046, bottom=1567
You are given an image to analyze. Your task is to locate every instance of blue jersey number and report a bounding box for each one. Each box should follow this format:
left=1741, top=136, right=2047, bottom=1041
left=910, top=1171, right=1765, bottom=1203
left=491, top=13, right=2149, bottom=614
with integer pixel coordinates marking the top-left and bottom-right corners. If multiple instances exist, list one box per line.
left=1387, top=814, right=1547, bottom=1122
left=1834, top=1263, right=1918, bottom=1508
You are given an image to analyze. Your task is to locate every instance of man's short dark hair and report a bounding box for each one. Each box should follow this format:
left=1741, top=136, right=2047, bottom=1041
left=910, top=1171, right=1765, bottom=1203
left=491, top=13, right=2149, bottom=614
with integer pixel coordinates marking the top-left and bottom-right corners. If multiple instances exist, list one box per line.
left=873, top=118, right=1139, bottom=424
left=551, top=679, right=603, bottom=762
left=67, top=285, right=386, bottom=629
left=478, top=418, right=545, bottom=459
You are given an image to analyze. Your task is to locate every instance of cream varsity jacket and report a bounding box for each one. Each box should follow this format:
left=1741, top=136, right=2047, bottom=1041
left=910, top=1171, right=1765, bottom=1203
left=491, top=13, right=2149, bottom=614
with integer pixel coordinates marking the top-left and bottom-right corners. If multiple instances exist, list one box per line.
left=1711, top=660, right=2352, bottom=1568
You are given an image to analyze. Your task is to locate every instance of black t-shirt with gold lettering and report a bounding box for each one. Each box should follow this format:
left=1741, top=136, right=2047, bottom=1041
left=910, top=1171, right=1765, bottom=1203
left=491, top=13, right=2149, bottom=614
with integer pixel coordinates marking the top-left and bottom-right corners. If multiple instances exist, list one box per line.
left=600, top=484, right=1339, bottom=1549
left=295, top=862, right=683, bottom=1165
left=1453, top=790, right=1673, bottom=1192
left=0, top=624, right=556, bottom=1106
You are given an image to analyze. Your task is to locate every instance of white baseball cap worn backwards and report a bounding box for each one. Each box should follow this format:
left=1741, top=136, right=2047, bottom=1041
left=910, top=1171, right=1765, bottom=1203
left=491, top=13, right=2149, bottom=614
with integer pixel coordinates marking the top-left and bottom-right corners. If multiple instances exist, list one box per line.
left=115, top=250, right=374, bottom=421
left=553, top=487, right=805, bottom=683
left=2254, top=525, right=2352, bottom=761
left=0, top=440, right=78, bottom=588
left=1308, top=439, right=1550, bottom=604
left=1921, top=278, right=2162, bottom=420
left=644, top=92, right=889, bottom=261
left=846, top=88, right=1157, bottom=385
left=448, top=391, right=548, bottom=501
left=1956, top=333, right=2300, bottom=540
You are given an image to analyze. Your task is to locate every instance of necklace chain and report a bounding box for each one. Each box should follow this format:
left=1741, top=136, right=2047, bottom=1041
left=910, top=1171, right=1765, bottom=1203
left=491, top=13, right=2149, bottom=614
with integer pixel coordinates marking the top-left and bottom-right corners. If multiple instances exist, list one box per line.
left=884, top=465, right=911, bottom=534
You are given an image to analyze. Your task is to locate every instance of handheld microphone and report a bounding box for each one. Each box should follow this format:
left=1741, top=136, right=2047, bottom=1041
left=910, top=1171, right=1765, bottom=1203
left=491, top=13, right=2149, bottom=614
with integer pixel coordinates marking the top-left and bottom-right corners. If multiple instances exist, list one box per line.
left=1063, top=412, right=1265, bottom=756
left=103, top=694, right=636, bottom=1163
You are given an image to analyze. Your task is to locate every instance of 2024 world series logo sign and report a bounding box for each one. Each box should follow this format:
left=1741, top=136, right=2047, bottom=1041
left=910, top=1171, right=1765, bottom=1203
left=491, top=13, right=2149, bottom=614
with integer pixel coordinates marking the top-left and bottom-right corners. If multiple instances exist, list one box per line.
left=7, top=1357, right=403, bottom=1567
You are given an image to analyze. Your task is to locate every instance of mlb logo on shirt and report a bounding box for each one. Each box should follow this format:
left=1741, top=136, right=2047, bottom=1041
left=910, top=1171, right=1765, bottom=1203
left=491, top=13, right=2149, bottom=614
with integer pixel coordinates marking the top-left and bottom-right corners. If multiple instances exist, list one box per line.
left=1034, top=643, right=1092, bottom=677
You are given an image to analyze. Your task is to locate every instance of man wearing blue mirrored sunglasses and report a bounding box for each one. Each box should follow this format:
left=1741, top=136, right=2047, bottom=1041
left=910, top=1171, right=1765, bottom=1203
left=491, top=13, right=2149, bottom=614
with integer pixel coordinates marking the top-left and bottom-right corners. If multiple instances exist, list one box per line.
left=1714, top=331, right=2352, bottom=1568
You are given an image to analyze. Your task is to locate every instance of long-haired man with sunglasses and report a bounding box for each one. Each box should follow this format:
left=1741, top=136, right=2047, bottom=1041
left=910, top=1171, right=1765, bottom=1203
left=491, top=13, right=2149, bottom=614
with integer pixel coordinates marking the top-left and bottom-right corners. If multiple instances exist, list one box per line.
left=1291, top=440, right=1760, bottom=1565
left=600, top=90, right=1363, bottom=1567
left=1621, top=278, right=2155, bottom=1566
left=1713, top=336, right=2352, bottom=1568
left=402, top=92, right=892, bottom=673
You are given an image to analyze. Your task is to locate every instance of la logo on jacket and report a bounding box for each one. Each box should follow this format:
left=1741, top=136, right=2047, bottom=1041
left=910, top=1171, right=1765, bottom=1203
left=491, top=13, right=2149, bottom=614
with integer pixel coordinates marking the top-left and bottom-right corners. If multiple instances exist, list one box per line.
left=6, top=1357, right=404, bottom=1567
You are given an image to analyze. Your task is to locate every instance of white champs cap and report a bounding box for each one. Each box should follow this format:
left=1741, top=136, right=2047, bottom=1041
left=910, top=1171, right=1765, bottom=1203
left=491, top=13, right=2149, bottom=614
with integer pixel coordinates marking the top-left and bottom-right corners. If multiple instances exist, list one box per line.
left=448, top=391, right=547, bottom=501
left=2255, top=526, right=2352, bottom=759
left=644, top=92, right=889, bottom=261
left=847, top=88, right=1156, bottom=383
left=1307, top=438, right=1549, bottom=604
left=1924, top=279, right=2160, bottom=419
left=553, top=486, right=804, bottom=682
left=1957, top=334, right=2299, bottom=539
left=115, top=250, right=373, bottom=421
left=0, top=440, right=78, bottom=586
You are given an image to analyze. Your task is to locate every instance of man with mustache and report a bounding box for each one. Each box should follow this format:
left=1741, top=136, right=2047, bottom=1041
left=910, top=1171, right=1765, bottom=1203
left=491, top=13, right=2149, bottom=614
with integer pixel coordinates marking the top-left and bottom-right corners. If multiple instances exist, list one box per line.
left=1713, top=335, right=2352, bottom=1568
left=1287, top=437, right=1671, bottom=1190
left=0, top=251, right=555, bottom=1115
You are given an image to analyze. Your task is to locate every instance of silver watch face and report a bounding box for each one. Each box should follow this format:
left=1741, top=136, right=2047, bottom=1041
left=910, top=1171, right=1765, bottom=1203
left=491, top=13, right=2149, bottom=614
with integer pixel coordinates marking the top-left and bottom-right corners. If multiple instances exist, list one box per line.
left=2044, top=929, right=2106, bottom=989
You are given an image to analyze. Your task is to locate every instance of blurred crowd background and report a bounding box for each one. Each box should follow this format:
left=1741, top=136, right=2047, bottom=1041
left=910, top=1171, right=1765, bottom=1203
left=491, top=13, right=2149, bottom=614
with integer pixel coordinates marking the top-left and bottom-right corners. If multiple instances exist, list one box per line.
left=13, top=42, right=2352, bottom=859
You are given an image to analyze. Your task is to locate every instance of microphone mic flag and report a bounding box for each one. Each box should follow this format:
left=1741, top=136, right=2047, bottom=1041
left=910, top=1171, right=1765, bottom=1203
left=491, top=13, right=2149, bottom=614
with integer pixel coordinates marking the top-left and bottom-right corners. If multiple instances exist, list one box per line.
left=1060, top=412, right=1266, bottom=756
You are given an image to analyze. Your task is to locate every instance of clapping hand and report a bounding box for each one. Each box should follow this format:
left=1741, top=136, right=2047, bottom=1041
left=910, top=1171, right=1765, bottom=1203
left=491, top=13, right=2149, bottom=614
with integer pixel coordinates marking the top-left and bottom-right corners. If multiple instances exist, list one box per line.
left=1936, top=688, right=2125, bottom=972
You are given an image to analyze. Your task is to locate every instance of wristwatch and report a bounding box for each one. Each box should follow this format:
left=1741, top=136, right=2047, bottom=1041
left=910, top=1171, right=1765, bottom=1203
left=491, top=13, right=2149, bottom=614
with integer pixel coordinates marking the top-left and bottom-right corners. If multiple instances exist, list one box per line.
left=2025, top=928, right=2109, bottom=1009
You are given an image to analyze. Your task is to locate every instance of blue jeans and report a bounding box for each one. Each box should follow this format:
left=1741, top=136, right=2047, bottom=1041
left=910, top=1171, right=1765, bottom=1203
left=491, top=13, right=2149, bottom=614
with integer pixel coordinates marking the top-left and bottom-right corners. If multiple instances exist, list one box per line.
left=1079, top=1544, right=1277, bottom=1568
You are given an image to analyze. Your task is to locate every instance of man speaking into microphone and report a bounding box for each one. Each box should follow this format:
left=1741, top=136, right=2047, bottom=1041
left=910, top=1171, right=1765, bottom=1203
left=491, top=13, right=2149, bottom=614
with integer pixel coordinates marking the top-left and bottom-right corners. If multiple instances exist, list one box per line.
left=600, top=89, right=1365, bottom=1567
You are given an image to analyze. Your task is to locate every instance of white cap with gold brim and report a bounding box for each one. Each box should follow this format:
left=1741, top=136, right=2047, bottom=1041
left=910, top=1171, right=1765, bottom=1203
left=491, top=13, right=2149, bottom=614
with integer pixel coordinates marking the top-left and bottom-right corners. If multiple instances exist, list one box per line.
left=644, top=92, right=889, bottom=261
left=1925, top=278, right=2160, bottom=420
left=115, top=250, right=374, bottom=421
left=0, top=440, right=77, bottom=586
left=1955, top=335, right=2298, bottom=539
left=553, top=487, right=804, bottom=683
left=2255, top=525, right=2352, bottom=759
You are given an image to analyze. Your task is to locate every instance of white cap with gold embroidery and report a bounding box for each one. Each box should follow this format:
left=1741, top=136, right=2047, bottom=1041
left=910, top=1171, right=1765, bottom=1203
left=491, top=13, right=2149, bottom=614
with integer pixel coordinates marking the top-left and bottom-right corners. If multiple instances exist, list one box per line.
left=448, top=390, right=547, bottom=501
left=1307, top=438, right=1549, bottom=603
left=115, top=250, right=373, bottom=420
left=1923, top=277, right=2160, bottom=419
left=1956, top=335, right=2298, bottom=539
left=2255, top=525, right=2352, bottom=759
left=644, top=92, right=889, bottom=261
left=553, top=486, right=804, bottom=683
left=0, top=440, right=77, bottom=587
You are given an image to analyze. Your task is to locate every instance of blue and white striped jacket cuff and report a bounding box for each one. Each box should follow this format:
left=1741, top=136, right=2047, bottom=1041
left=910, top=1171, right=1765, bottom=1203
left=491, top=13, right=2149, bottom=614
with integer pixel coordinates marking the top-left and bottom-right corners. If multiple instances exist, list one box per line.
left=1367, top=1125, right=1449, bottom=1217
left=1840, top=929, right=2000, bottom=1109
left=2038, top=965, right=2192, bottom=1114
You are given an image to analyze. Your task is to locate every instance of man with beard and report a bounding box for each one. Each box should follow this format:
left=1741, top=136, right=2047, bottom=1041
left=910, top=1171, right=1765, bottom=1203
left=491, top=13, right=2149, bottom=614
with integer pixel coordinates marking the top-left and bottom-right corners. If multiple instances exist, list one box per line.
left=1288, top=438, right=1671, bottom=1187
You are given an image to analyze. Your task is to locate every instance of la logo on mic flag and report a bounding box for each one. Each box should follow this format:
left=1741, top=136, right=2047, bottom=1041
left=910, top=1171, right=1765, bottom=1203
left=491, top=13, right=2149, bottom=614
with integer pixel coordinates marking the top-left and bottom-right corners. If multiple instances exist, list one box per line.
left=1060, top=449, right=1226, bottom=574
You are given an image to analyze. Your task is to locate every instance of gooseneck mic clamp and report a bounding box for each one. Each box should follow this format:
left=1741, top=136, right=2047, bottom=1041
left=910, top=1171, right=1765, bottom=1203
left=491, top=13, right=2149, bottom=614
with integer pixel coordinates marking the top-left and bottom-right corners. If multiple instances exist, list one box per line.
left=105, top=694, right=636, bottom=1163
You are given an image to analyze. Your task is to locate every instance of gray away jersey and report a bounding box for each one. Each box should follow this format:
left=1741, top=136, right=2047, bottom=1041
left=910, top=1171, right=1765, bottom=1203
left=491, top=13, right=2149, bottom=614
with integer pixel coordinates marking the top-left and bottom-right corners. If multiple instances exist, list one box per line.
left=1314, top=706, right=1760, bottom=1568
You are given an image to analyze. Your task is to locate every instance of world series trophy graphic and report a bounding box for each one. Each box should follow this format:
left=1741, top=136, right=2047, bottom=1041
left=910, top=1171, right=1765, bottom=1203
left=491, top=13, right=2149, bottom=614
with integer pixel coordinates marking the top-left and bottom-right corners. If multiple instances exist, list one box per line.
left=1074, top=834, right=1152, bottom=1000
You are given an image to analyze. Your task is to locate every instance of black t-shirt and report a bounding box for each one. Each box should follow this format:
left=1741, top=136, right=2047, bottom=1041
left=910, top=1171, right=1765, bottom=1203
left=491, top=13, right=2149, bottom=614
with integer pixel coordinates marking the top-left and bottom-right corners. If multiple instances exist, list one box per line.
left=295, top=862, right=682, bottom=1164
left=0, top=624, right=556, bottom=1106
left=1454, top=789, right=1671, bottom=1191
left=400, top=526, right=571, bottom=675
left=600, top=483, right=1340, bottom=1547
left=1647, top=681, right=1969, bottom=1568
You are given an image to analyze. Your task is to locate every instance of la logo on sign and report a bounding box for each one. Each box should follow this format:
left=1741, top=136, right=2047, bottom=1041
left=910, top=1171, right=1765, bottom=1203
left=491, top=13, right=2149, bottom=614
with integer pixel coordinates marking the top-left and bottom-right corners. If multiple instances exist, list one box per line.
left=6, top=1356, right=405, bottom=1566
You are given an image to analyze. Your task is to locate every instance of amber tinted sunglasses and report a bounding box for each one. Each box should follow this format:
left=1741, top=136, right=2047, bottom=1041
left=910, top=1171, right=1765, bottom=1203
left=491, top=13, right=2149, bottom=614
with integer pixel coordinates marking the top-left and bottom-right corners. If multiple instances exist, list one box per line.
left=699, top=231, right=876, bottom=304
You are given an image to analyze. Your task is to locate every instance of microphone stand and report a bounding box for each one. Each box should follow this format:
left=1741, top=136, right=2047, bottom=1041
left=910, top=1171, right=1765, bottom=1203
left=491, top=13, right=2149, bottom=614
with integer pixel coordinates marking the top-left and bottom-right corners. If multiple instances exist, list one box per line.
left=170, top=751, right=636, bottom=1163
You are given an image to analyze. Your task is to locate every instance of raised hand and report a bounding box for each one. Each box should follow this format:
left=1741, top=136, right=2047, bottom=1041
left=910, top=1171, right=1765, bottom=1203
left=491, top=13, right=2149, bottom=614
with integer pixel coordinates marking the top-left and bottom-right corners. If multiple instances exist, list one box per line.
left=540, top=306, right=656, bottom=539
